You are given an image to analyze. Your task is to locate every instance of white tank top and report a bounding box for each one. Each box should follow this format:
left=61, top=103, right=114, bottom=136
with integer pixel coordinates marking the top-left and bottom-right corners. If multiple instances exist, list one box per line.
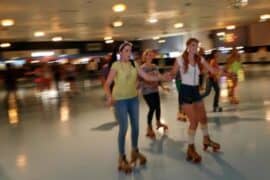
left=177, top=56, right=204, bottom=86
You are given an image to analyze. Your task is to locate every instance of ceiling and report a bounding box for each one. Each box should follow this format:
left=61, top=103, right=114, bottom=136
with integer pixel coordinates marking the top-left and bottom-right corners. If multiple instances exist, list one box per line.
left=0, top=0, right=270, bottom=42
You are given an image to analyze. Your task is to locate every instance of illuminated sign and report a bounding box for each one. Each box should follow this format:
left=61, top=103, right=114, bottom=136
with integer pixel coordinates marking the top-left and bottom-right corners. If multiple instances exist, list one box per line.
left=85, top=43, right=103, bottom=51
left=224, top=33, right=237, bottom=43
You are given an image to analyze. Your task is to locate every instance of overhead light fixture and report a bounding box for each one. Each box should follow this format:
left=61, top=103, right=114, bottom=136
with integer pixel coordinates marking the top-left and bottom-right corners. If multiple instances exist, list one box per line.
left=260, top=14, right=270, bottom=22
left=0, top=43, right=11, bottom=48
left=216, top=32, right=226, bottom=36
left=34, top=31, right=45, bottom=37
left=104, top=36, right=112, bottom=40
left=240, top=0, right=248, bottom=6
left=1, top=19, right=15, bottom=27
left=231, top=0, right=248, bottom=8
left=153, top=36, right=160, bottom=40
left=174, top=22, right=184, bottom=28
left=105, top=39, right=114, bottom=44
left=169, top=51, right=181, bottom=58
left=147, top=17, right=158, bottom=24
left=236, top=46, right=244, bottom=50
left=31, top=51, right=55, bottom=57
left=52, top=36, right=63, bottom=42
left=112, top=4, right=126, bottom=13
left=226, top=25, right=236, bottom=30
left=238, top=50, right=245, bottom=54
left=158, top=39, right=166, bottom=44
left=113, top=21, right=123, bottom=27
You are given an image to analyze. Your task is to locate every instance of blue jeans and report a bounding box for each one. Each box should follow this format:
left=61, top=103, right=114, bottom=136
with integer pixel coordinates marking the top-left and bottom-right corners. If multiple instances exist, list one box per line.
left=114, top=97, right=139, bottom=156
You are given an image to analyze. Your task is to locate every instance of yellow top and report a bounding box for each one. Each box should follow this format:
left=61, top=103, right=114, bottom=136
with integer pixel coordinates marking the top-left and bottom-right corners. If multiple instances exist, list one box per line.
left=111, top=61, right=139, bottom=100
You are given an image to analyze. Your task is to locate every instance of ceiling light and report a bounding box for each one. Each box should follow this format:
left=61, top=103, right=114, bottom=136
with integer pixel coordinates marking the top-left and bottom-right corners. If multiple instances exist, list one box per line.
left=236, top=46, right=244, bottom=50
left=112, top=4, right=126, bottom=13
left=105, top=39, right=114, bottom=44
left=240, top=0, right=248, bottom=6
left=216, top=32, right=226, bottom=36
left=231, top=0, right=248, bottom=8
left=260, top=14, right=270, bottom=22
left=153, top=36, right=160, bottom=40
left=113, top=21, right=123, bottom=27
left=31, top=51, right=55, bottom=57
left=104, top=36, right=112, bottom=40
left=0, top=43, right=11, bottom=48
left=226, top=25, right=236, bottom=30
left=34, top=31, right=45, bottom=37
left=158, top=39, right=166, bottom=44
left=52, top=36, right=63, bottom=42
left=1, top=19, right=15, bottom=27
left=174, top=23, right=184, bottom=28
left=147, top=17, right=158, bottom=24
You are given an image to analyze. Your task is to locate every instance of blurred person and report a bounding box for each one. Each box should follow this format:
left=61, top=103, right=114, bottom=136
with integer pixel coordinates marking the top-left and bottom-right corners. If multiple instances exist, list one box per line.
left=140, top=49, right=168, bottom=140
left=169, top=38, right=223, bottom=164
left=226, top=48, right=242, bottom=104
left=52, top=63, right=63, bottom=94
left=104, top=41, right=169, bottom=173
left=64, top=60, right=78, bottom=93
left=42, top=63, right=53, bottom=90
left=198, top=47, right=206, bottom=91
left=3, top=63, right=18, bottom=98
left=32, top=63, right=53, bottom=91
left=201, top=50, right=223, bottom=112
left=86, top=58, right=99, bottom=82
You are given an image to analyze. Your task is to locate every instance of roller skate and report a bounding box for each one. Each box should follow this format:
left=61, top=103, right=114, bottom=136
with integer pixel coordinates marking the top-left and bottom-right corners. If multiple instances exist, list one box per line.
left=213, top=106, right=223, bottom=112
left=130, top=149, right=147, bottom=167
left=156, top=121, right=168, bottom=130
left=203, top=136, right=221, bottom=152
left=186, top=144, right=202, bottom=163
left=146, top=126, right=156, bottom=139
left=118, top=155, right=132, bottom=174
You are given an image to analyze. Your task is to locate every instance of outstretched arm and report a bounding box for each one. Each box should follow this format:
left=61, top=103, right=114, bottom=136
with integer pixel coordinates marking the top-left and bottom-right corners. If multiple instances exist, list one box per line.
left=138, top=67, right=169, bottom=82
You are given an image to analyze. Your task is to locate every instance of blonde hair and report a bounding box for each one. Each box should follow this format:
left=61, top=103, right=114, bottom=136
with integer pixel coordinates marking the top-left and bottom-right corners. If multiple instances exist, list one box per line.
left=142, top=49, right=154, bottom=63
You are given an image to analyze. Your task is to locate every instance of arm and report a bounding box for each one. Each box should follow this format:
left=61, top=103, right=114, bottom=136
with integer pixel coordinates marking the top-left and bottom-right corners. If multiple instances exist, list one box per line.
left=138, top=67, right=163, bottom=82
left=202, top=59, right=216, bottom=74
left=169, top=59, right=180, bottom=78
left=104, top=69, right=116, bottom=105
left=202, top=60, right=227, bottom=77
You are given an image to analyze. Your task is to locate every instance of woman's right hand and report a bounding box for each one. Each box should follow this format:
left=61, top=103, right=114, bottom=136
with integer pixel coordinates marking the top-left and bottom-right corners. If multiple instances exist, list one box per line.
left=106, top=96, right=115, bottom=106
left=163, top=72, right=173, bottom=81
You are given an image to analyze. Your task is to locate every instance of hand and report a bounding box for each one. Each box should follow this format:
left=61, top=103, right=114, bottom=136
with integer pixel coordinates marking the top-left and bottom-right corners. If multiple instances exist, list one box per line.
left=106, top=96, right=115, bottom=106
left=162, top=72, right=172, bottom=81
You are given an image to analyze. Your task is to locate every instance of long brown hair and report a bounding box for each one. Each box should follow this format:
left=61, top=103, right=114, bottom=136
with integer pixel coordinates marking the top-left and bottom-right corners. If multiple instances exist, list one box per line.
left=182, top=38, right=203, bottom=73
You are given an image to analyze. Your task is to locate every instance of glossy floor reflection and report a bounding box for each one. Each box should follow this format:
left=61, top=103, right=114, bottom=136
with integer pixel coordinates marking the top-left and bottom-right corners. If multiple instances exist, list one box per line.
left=0, top=65, right=270, bottom=180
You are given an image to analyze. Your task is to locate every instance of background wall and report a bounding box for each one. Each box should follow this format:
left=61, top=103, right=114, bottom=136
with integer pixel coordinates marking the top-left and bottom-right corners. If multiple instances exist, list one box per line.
left=249, top=21, right=270, bottom=46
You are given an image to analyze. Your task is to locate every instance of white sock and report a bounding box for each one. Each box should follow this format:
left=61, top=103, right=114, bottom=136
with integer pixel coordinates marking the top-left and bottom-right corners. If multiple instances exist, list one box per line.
left=188, top=129, right=196, bottom=144
left=201, top=124, right=209, bottom=136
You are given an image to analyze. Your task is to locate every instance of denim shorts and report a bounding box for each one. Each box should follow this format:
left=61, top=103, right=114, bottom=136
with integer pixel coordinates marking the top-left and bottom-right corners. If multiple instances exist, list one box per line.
left=179, top=84, right=202, bottom=105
